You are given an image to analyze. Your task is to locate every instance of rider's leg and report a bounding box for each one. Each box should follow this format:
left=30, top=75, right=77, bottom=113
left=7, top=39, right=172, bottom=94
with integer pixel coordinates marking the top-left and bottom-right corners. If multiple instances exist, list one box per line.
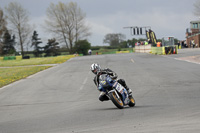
left=117, top=79, right=132, bottom=94
left=99, top=91, right=109, bottom=102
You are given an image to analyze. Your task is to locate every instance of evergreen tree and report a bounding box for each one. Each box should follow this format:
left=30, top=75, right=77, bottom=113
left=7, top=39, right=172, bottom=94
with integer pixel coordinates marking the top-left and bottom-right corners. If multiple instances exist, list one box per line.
left=31, top=31, right=42, bottom=57
left=44, top=38, right=60, bottom=57
left=2, top=30, right=16, bottom=55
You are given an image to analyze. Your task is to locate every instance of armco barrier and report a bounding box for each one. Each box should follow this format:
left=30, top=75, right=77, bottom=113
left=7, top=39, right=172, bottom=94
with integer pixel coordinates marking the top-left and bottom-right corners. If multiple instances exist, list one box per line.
left=116, top=51, right=130, bottom=54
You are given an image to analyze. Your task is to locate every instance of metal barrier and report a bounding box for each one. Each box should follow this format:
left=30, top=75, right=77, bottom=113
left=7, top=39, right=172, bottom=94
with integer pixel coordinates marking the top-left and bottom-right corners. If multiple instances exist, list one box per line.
left=151, top=46, right=178, bottom=55
left=151, top=47, right=165, bottom=55
left=135, top=45, right=178, bottom=55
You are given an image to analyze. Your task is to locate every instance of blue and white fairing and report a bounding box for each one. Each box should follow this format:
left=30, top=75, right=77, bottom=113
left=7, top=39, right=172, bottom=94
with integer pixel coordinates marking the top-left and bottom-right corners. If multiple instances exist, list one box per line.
left=98, top=74, right=129, bottom=104
left=112, top=82, right=129, bottom=104
left=98, top=74, right=115, bottom=92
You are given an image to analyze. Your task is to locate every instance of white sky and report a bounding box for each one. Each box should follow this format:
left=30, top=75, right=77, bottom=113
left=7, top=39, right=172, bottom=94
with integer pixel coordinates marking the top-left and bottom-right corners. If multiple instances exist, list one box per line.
left=0, top=0, right=198, bottom=46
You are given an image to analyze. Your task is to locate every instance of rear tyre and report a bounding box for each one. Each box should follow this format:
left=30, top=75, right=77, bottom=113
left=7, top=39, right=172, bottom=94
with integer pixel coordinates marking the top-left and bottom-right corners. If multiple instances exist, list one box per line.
left=128, top=96, right=135, bottom=107
left=109, top=92, right=124, bottom=109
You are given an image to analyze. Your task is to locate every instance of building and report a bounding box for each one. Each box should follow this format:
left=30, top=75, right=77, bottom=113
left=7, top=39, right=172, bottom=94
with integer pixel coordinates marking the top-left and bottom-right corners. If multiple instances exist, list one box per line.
left=186, top=20, right=200, bottom=48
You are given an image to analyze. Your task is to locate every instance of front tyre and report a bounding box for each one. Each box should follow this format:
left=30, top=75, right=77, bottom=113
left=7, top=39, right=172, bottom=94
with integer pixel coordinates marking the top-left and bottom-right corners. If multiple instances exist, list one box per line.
left=129, top=96, right=135, bottom=107
left=109, top=91, right=124, bottom=109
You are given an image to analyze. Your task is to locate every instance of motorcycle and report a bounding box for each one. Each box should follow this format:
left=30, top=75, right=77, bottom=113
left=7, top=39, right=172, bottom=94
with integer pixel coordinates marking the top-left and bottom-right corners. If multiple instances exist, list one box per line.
left=99, top=74, right=135, bottom=109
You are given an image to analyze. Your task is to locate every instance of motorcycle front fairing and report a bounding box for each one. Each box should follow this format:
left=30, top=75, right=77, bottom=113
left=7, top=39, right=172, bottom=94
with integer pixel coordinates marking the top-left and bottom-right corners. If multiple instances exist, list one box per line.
left=98, top=74, right=115, bottom=92
left=112, top=82, right=130, bottom=105
left=98, top=74, right=129, bottom=105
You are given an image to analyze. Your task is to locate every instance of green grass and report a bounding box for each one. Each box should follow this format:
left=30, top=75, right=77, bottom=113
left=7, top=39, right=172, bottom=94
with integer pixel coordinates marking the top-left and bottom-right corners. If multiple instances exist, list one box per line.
left=0, top=66, right=52, bottom=88
left=0, top=55, right=75, bottom=67
left=92, top=48, right=134, bottom=55
left=0, top=55, right=75, bottom=88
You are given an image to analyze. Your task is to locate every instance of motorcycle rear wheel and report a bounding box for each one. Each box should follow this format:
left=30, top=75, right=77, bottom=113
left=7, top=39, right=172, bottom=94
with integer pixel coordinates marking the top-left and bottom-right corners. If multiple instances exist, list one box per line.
left=109, top=92, right=124, bottom=109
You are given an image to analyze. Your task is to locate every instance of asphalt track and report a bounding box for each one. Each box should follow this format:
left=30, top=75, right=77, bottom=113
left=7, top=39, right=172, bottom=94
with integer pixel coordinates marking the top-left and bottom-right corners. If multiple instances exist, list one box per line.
left=0, top=49, right=200, bottom=133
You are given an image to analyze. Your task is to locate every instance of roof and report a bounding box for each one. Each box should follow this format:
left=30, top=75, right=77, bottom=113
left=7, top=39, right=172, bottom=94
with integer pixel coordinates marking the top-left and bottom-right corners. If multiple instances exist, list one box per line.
left=190, top=20, right=200, bottom=23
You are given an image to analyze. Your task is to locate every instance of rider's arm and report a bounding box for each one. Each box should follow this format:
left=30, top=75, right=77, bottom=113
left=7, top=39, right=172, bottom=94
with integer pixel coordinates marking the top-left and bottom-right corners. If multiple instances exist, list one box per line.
left=105, top=68, right=118, bottom=79
left=94, top=75, right=102, bottom=91
left=98, top=84, right=106, bottom=92
left=93, top=76, right=98, bottom=86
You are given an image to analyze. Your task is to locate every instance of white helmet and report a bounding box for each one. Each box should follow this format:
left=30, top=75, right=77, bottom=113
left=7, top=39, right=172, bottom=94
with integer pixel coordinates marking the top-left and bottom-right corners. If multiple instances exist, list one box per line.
left=91, top=63, right=101, bottom=74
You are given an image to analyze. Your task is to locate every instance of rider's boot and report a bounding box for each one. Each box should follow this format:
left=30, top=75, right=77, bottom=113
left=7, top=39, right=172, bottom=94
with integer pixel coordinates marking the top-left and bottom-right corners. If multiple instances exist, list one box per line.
left=125, top=86, right=132, bottom=96
left=99, top=92, right=110, bottom=102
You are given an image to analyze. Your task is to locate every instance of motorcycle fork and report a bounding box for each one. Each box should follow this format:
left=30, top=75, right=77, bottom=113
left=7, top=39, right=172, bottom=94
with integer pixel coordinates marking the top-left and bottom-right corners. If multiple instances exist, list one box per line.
left=108, top=90, right=121, bottom=100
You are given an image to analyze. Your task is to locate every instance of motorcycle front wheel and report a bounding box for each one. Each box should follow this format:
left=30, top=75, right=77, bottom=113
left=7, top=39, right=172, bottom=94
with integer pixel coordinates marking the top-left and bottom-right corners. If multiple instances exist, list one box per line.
left=128, top=96, right=135, bottom=107
left=109, top=91, right=124, bottom=109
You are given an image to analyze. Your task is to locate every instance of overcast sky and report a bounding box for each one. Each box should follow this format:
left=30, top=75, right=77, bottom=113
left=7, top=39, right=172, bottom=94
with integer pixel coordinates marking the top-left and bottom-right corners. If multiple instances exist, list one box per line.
left=0, top=0, right=198, bottom=46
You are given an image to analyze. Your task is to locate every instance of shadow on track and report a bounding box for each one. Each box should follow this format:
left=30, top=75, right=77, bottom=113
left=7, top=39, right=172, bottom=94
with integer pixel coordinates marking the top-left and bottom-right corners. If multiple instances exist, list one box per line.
left=89, top=104, right=157, bottom=111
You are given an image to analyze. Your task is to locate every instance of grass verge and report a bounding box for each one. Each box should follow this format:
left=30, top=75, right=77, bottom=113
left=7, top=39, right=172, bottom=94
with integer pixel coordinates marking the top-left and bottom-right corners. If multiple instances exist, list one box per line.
left=0, top=55, right=75, bottom=67
left=0, top=66, right=52, bottom=88
left=0, top=55, right=75, bottom=88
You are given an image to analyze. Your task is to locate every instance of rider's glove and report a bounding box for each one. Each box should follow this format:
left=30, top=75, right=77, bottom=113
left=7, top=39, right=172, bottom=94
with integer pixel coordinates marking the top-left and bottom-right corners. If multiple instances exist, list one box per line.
left=109, top=72, right=118, bottom=79
left=110, top=75, right=117, bottom=79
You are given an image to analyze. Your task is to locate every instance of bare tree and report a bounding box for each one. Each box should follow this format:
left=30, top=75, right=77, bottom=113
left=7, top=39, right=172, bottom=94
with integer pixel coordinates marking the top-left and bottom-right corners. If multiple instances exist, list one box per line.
left=5, top=2, right=32, bottom=57
left=0, top=8, right=7, bottom=55
left=193, top=0, right=200, bottom=17
left=45, top=2, right=91, bottom=54
left=0, top=8, right=7, bottom=41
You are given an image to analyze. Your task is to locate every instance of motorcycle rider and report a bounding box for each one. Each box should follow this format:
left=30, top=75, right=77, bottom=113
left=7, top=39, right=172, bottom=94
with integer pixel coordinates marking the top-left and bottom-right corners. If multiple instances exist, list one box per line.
left=91, top=63, right=132, bottom=102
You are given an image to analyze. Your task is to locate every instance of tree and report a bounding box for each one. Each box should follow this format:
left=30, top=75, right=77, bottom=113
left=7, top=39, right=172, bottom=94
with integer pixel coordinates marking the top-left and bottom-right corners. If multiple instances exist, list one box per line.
left=74, top=40, right=91, bottom=55
left=174, top=38, right=179, bottom=44
left=103, top=33, right=126, bottom=47
left=2, top=30, right=16, bottom=55
left=129, top=38, right=138, bottom=47
left=124, top=38, right=149, bottom=48
left=0, top=8, right=7, bottom=40
left=193, top=0, right=200, bottom=17
left=0, top=8, right=7, bottom=55
left=44, top=38, right=60, bottom=57
left=31, top=31, right=43, bottom=57
left=45, top=2, right=91, bottom=54
left=5, top=2, right=32, bottom=58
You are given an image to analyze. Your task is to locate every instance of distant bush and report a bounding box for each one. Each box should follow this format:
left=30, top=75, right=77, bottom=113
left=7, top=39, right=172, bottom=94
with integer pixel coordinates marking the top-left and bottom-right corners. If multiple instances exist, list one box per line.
left=22, top=56, right=30, bottom=59
left=74, top=40, right=91, bottom=55
left=91, top=46, right=101, bottom=50
left=91, top=46, right=117, bottom=50
left=104, top=46, right=117, bottom=49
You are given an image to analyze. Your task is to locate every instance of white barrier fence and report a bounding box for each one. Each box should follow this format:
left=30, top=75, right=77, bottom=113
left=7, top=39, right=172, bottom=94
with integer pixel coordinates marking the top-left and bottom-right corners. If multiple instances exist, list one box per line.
left=135, top=44, right=151, bottom=53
